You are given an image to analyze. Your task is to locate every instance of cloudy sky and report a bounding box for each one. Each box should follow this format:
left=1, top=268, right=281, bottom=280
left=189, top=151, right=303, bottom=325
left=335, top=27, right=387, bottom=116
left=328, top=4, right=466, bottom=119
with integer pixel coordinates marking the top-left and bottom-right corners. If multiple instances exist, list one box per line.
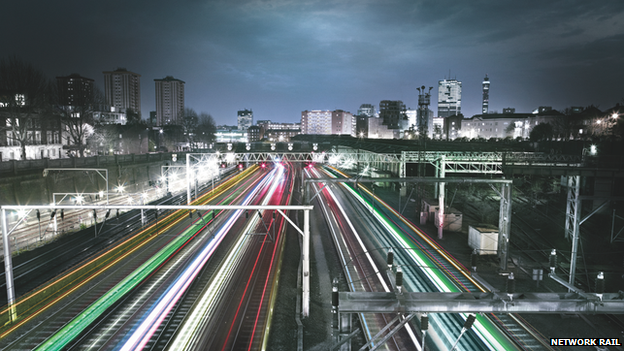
left=2, top=0, right=623, bottom=125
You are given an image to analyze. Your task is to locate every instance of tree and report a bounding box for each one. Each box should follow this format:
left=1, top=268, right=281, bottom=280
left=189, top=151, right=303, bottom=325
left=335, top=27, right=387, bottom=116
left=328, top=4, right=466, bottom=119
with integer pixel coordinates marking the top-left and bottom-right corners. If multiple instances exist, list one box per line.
left=529, top=122, right=553, bottom=142
left=552, top=108, right=579, bottom=141
left=504, top=121, right=516, bottom=137
left=0, top=56, right=53, bottom=160
left=196, top=112, right=216, bottom=148
left=88, top=123, right=120, bottom=155
left=126, top=109, right=141, bottom=125
left=55, top=86, right=105, bottom=157
left=180, top=108, right=199, bottom=149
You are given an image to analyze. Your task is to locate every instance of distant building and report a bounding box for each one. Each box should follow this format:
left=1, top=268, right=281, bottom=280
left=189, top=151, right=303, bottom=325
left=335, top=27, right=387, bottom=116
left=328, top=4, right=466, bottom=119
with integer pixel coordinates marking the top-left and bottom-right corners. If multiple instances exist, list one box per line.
left=154, top=76, right=185, bottom=126
left=356, top=115, right=369, bottom=138
left=301, top=110, right=354, bottom=135
left=438, top=78, right=462, bottom=118
left=56, top=74, right=94, bottom=107
left=332, top=110, right=355, bottom=136
left=431, top=117, right=444, bottom=139
left=444, top=114, right=464, bottom=140
left=368, top=117, right=398, bottom=139
left=482, top=75, right=490, bottom=114
left=301, top=110, right=332, bottom=134
left=0, top=91, right=63, bottom=160
left=405, top=109, right=417, bottom=130
left=255, top=120, right=300, bottom=141
left=379, top=100, right=407, bottom=129
left=237, top=109, right=253, bottom=131
left=357, top=104, right=376, bottom=118
left=103, top=68, right=141, bottom=115
left=93, top=106, right=127, bottom=125
left=248, top=125, right=261, bottom=142
left=461, top=110, right=560, bottom=140
left=215, top=127, right=248, bottom=143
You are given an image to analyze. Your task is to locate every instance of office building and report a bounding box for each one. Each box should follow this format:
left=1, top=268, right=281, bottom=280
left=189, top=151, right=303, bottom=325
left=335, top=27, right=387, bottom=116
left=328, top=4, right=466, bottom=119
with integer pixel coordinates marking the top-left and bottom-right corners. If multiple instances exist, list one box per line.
left=154, top=76, right=185, bottom=126
left=301, top=110, right=355, bottom=135
left=357, top=104, right=376, bottom=118
left=379, top=100, right=407, bottom=129
left=301, top=110, right=332, bottom=134
left=103, top=68, right=141, bottom=115
left=238, top=109, right=253, bottom=131
left=332, top=110, right=355, bottom=136
left=438, top=78, right=462, bottom=117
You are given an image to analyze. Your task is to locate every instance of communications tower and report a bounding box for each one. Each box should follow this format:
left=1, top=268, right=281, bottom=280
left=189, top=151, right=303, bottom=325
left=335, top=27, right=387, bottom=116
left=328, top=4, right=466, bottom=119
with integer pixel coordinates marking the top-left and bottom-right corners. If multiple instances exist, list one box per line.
left=417, top=85, right=433, bottom=139
left=482, top=74, right=490, bottom=114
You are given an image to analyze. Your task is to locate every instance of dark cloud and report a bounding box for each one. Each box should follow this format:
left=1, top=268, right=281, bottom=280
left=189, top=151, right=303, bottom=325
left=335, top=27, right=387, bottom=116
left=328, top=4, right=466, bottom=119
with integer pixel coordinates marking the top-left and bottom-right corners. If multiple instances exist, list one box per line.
left=1, top=0, right=623, bottom=123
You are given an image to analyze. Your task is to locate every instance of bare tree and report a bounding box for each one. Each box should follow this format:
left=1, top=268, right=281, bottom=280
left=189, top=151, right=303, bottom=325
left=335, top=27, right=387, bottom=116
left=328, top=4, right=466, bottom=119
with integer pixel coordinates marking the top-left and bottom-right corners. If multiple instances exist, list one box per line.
left=88, top=123, right=119, bottom=155
left=552, top=108, right=580, bottom=141
left=196, top=112, right=216, bottom=148
left=0, top=56, right=52, bottom=160
left=55, top=86, right=105, bottom=157
left=180, top=108, right=199, bottom=150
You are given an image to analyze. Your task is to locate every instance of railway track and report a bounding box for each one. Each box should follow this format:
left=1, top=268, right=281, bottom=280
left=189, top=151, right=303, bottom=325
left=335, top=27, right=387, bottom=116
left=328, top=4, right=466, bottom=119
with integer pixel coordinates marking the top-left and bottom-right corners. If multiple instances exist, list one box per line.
left=0, top=167, right=256, bottom=349
left=322, top=166, right=554, bottom=351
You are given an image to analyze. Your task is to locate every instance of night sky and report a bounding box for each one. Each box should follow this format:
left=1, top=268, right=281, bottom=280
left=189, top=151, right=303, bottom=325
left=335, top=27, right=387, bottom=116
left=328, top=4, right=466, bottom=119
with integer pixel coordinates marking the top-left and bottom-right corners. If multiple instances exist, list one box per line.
left=2, top=0, right=623, bottom=125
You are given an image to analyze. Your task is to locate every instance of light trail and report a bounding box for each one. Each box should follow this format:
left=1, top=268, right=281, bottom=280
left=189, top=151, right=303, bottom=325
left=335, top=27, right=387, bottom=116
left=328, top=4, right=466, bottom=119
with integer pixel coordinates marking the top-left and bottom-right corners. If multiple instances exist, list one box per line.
left=309, top=167, right=420, bottom=349
left=0, top=167, right=254, bottom=341
left=118, top=168, right=279, bottom=350
left=83, top=172, right=264, bottom=349
left=28, top=168, right=258, bottom=350
left=324, top=166, right=516, bottom=350
left=123, top=165, right=285, bottom=350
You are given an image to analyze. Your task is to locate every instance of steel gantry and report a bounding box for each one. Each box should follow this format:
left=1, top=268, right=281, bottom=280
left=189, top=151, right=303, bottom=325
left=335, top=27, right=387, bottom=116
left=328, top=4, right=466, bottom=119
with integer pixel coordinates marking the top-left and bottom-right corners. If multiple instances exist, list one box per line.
left=304, top=177, right=513, bottom=271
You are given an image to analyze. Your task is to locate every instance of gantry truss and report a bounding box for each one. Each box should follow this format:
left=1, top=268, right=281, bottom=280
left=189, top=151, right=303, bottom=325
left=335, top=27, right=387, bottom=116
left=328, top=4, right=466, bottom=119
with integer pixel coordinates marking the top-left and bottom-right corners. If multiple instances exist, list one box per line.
left=183, top=150, right=583, bottom=177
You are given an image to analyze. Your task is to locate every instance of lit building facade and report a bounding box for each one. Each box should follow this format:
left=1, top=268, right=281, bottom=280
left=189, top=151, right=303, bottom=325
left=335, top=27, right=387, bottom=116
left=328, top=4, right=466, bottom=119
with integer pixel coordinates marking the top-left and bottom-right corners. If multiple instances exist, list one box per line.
left=1, top=91, right=63, bottom=160
left=368, top=117, right=398, bottom=139
left=237, top=109, right=253, bottom=131
left=301, top=110, right=332, bottom=135
left=103, top=68, right=141, bottom=115
left=460, top=111, right=559, bottom=140
left=438, top=78, right=462, bottom=117
left=255, top=120, right=300, bottom=141
left=155, top=76, right=185, bottom=126
left=332, top=110, right=355, bottom=136
left=93, top=106, right=127, bottom=125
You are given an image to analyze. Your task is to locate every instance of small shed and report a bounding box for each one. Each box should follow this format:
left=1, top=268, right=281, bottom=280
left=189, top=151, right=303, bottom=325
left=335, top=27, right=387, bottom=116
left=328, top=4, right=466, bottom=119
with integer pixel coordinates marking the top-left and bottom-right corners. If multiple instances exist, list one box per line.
left=433, top=207, right=463, bottom=232
left=468, top=225, right=499, bottom=255
left=420, top=198, right=439, bottom=223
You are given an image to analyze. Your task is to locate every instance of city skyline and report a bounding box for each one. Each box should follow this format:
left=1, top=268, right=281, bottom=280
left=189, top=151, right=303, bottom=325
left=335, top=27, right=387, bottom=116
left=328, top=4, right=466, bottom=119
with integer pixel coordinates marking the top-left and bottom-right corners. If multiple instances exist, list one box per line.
left=2, top=1, right=623, bottom=125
